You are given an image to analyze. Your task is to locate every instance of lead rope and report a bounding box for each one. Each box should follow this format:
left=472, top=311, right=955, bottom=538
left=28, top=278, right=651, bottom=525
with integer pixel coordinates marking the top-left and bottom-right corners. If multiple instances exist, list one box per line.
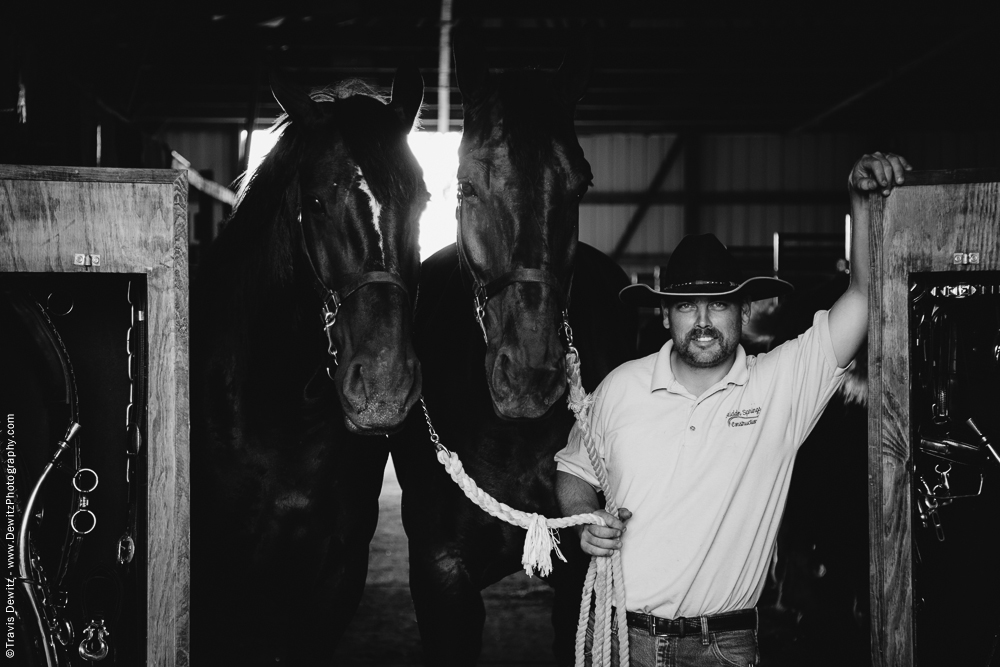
left=564, top=346, right=630, bottom=667
left=420, top=316, right=628, bottom=666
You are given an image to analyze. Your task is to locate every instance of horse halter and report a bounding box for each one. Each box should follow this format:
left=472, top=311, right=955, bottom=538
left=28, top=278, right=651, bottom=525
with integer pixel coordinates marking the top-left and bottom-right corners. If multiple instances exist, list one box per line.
left=296, top=211, right=410, bottom=377
left=455, top=192, right=574, bottom=345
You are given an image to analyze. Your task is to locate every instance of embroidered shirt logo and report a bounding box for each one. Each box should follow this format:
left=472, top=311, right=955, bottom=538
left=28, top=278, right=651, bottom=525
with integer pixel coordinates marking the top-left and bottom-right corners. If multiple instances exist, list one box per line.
left=727, top=406, right=761, bottom=428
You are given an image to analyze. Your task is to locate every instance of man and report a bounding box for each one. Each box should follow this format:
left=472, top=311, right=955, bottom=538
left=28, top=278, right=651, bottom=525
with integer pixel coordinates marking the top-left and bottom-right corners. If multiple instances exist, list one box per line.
left=555, top=152, right=911, bottom=666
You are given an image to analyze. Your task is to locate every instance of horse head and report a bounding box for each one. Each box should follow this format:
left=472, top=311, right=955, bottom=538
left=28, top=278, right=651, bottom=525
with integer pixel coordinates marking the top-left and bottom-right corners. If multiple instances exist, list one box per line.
left=268, top=67, right=427, bottom=434
left=453, top=37, right=593, bottom=419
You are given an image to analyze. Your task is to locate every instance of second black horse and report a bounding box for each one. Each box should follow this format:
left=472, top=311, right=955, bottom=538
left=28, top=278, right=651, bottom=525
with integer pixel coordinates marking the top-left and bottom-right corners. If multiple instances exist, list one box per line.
left=391, top=40, right=637, bottom=665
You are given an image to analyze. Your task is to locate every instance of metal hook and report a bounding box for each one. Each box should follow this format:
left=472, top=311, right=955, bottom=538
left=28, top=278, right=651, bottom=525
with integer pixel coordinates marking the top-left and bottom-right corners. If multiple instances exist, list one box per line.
left=78, top=619, right=110, bottom=662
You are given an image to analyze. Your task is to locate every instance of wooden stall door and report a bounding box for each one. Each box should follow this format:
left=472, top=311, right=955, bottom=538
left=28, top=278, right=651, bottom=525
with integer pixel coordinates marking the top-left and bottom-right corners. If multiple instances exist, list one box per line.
left=0, top=165, right=189, bottom=666
left=869, top=168, right=1000, bottom=667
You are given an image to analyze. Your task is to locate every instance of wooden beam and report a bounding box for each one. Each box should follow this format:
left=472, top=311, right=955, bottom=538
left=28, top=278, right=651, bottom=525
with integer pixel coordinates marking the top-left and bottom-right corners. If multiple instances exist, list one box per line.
left=170, top=151, right=236, bottom=206
left=609, top=135, right=684, bottom=261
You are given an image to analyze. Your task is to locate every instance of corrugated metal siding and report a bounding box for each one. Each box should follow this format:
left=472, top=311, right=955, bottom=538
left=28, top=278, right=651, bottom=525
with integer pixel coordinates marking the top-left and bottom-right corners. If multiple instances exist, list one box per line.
left=578, top=134, right=685, bottom=258
left=583, top=131, right=1000, bottom=267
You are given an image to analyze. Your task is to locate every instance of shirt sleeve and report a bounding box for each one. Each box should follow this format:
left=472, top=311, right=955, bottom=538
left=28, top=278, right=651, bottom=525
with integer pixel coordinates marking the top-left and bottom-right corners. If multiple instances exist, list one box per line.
left=554, top=384, right=608, bottom=490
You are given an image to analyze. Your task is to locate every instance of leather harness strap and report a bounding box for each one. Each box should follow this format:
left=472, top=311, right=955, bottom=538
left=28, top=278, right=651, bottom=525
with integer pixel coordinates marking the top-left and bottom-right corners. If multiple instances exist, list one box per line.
left=294, top=197, right=411, bottom=370
left=455, top=196, right=573, bottom=345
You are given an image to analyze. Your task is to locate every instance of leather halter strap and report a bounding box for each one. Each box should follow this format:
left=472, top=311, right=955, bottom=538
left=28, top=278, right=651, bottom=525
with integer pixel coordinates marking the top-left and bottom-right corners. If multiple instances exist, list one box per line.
left=456, top=202, right=573, bottom=344
left=480, top=268, right=563, bottom=300
left=296, top=207, right=410, bottom=370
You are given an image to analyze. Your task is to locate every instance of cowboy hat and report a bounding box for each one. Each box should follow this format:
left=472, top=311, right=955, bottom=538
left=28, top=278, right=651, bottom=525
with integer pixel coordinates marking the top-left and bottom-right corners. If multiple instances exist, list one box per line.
left=619, top=233, right=793, bottom=307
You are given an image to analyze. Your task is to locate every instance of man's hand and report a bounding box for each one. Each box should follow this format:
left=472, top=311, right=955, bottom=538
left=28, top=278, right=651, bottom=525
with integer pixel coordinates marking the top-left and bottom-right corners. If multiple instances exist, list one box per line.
left=578, top=508, right=632, bottom=558
left=849, top=151, right=912, bottom=200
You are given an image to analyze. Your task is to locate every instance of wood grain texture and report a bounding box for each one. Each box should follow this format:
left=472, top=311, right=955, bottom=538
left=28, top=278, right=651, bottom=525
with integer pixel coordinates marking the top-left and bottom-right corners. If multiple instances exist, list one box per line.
left=869, top=173, right=1000, bottom=667
left=902, top=168, right=1000, bottom=187
left=0, top=165, right=190, bottom=666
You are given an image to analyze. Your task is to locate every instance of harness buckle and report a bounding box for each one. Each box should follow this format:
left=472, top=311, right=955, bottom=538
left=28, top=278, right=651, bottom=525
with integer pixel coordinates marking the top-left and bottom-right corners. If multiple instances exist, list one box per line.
left=321, top=294, right=341, bottom=368
left=560, top=309, right=575, bottom=348
left=474, top=285, right=489, bottom=345
left=117, top=533, right=135, bottom=565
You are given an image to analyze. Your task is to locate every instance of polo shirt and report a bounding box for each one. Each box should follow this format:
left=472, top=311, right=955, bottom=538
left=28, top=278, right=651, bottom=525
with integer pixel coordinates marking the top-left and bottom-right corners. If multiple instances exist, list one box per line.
left=555, top=310, right=848, bottom=619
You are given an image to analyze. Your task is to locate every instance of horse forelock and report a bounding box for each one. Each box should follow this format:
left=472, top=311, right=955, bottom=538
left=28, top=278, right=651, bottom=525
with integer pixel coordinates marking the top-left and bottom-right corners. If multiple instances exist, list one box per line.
left=459, top=70, right=586, bottom=281
left=335, top=94, right=424, bottom=206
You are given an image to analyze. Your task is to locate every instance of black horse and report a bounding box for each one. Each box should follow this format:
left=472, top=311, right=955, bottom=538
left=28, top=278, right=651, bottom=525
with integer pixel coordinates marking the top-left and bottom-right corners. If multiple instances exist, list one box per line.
left=391, top=41, right=637, bottom=665
left=189, top=68, right=426, bottom=665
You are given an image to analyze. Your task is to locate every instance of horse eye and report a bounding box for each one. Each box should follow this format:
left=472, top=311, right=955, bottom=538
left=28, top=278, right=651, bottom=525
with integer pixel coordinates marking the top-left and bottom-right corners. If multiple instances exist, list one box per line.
left=305, top=196, right=326, bottom=215
left=458, top=181, right=477, bottom=199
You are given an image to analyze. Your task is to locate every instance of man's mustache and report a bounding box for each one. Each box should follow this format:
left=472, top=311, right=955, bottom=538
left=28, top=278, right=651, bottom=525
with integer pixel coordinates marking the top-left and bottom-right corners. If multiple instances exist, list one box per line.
left=687, top=327, right=719, bottom=341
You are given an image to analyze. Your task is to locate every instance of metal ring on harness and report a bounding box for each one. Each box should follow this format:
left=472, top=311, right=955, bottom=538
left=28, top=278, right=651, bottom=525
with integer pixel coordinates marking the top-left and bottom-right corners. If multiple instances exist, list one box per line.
left=71, top=507, right=98, bottom=535
left=73, top=467, right=99, bottom=493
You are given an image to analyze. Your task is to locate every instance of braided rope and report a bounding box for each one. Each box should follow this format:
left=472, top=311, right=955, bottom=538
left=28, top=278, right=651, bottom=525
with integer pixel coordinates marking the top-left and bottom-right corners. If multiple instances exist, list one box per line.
left=565, top=349, right=629, bottom=667
left=420, top=340, right=628, bottom=665
left=421, top=399, right=605, bottom=578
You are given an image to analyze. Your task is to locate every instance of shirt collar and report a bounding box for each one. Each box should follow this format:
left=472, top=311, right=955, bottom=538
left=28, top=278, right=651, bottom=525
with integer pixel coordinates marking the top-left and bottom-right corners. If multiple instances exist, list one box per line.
left=650, top=340, right=749, bottom=393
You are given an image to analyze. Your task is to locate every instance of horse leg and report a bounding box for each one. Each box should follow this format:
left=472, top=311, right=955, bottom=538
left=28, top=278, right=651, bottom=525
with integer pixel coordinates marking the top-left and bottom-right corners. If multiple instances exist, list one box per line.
left=408, top=543, right=486, bottom=666
left=299, top=435, right=391, bottom=653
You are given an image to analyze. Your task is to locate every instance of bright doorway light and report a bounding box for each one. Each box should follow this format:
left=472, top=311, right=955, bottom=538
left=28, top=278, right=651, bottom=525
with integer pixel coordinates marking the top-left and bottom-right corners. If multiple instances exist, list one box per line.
left=409, top=131, right=460, bottom=261
left=241, top=128, right=281, bottom=178
left=242, top=128, right=459, bottom=261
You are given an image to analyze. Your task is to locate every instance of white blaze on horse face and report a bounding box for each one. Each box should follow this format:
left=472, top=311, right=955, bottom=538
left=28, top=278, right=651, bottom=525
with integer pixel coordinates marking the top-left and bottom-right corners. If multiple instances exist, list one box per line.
left=356, top=166, right=385, bottom=263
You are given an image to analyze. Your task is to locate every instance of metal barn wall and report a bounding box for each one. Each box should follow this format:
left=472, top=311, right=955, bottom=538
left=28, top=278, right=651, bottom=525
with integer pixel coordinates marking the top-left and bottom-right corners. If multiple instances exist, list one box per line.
left=579, top=131, right=1000, bottom=284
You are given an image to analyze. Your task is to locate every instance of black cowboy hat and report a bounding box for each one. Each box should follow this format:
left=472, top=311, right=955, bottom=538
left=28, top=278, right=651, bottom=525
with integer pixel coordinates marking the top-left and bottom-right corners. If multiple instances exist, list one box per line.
left=619, top=233, right=794, bottom=307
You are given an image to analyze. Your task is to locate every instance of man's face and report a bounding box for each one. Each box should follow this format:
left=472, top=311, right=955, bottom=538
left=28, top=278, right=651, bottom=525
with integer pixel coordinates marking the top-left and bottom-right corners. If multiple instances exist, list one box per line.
left=662, top=296, right=749, bottom=369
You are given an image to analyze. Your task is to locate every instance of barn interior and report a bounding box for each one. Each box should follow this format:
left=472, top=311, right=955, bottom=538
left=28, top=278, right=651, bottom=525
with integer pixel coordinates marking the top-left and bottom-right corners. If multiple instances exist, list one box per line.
left=3, top=2, right=1000, bottom=666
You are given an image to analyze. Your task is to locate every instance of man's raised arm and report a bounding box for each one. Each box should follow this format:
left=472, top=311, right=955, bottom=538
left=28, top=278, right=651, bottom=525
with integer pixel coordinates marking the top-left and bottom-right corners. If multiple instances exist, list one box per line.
left=828, top=151, right=912, bottom=367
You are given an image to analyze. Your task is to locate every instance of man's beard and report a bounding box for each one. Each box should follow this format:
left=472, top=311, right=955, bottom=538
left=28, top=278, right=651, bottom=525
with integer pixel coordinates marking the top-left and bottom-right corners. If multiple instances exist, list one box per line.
left=672, top=325, right=738, bottom=368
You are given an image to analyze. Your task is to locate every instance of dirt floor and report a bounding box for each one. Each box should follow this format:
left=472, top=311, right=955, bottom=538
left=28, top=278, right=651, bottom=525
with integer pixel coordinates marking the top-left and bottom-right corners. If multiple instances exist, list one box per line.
left=332, top=456, right=559, bottom=666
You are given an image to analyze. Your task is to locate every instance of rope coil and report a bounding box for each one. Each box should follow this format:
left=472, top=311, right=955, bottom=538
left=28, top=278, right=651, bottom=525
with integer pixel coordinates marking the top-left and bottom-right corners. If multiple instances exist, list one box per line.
left=421, top=344, right=628, bottom=665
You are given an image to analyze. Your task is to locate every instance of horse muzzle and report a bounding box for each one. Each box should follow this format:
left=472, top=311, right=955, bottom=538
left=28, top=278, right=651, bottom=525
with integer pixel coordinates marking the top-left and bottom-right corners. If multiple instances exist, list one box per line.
left=338, top=349, right=422, bottom=434
left=488, top=345, right=566, bottom=420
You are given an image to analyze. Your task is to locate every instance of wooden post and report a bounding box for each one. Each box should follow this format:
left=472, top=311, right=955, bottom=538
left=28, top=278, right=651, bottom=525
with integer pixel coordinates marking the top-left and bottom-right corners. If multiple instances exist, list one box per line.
left=868, top=168, right=1000, bottom=666
left=0, top=164, right=190, bottom=666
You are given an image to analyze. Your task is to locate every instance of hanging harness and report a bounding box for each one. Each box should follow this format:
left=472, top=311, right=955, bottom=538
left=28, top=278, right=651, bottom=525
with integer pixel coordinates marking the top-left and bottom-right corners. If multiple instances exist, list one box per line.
left=7, top=290, right=83, bottom=667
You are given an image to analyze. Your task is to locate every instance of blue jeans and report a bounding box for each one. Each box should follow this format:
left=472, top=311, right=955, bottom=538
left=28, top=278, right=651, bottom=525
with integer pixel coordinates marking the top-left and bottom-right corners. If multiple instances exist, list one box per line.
left=588, top=610, right=760, bottom=667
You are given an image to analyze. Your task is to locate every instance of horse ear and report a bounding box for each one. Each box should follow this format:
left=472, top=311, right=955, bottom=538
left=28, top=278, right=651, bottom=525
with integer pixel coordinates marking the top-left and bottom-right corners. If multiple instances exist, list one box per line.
left=452, top=27, right=490, bottom=106
left=390, top=65, right=424, bottom=130
left=269, top=72, right=323, bottom=124
left=555, top=33, right=595, bottom=106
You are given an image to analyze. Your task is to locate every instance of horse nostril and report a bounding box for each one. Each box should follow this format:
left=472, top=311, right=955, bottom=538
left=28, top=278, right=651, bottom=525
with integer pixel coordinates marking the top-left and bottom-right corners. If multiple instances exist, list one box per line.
left=343, top=362, right=369, bottom=412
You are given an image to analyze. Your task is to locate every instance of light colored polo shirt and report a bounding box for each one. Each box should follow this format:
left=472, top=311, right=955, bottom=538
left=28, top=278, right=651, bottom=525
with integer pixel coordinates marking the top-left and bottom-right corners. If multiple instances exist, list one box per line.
left=555, top=310, right=848, bottom=619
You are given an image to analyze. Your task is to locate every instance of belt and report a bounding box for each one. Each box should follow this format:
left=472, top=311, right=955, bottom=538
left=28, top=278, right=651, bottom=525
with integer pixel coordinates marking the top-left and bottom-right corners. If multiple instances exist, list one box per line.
left=625, top=608, right=757, bottom=637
